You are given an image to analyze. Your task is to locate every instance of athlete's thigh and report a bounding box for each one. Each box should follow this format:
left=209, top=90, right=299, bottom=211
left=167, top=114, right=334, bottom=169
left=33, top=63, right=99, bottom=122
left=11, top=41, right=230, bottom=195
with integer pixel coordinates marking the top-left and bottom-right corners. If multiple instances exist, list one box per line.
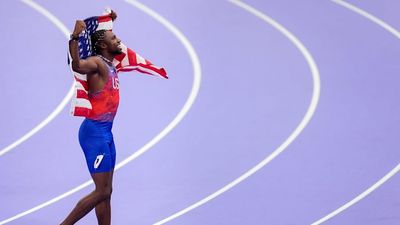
left=91, top=171, right=113, bottom=190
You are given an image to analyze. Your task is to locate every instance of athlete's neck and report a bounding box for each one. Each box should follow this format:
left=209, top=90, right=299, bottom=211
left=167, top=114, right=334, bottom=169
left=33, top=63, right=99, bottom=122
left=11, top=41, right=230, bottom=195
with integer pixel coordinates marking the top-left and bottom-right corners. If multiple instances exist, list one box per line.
left=99, top=52, right=114, bottom=64
left=98, top=54, right=114, bottom=65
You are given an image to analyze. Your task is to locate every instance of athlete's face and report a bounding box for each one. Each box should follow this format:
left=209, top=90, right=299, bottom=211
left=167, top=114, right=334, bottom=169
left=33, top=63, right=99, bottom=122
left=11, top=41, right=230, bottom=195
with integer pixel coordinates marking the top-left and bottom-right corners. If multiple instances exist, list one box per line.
left=103, top=31, right=122, bottom=55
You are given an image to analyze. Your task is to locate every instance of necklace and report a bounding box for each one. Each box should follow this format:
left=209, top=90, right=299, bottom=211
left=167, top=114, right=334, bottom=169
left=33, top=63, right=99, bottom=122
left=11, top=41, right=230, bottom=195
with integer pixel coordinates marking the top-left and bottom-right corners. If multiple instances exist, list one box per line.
left=98, top=55, right=117, bottom=74
left=98, top=55, right=113, bottom=65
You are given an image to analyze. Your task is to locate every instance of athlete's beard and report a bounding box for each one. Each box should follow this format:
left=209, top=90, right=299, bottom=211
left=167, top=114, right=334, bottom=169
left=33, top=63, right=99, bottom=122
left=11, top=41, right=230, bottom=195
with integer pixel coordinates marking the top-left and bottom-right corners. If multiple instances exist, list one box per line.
left=114, top=49, right=122, bottom=55
left=111, top=48, right=122, bottom=55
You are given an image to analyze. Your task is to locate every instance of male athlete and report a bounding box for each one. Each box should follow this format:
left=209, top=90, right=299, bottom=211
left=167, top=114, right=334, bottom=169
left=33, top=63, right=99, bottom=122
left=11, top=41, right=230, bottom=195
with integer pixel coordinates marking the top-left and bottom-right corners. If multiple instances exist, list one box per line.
left=62, top=10, right=166, bottom=224
left=61, top=11, right=121, bottom=225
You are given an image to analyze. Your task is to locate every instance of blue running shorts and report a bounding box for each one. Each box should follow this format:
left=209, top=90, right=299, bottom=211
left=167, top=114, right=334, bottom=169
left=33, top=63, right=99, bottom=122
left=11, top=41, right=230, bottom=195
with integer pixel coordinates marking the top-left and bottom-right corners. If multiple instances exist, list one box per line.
left=79, top=119, right=116, bottom=174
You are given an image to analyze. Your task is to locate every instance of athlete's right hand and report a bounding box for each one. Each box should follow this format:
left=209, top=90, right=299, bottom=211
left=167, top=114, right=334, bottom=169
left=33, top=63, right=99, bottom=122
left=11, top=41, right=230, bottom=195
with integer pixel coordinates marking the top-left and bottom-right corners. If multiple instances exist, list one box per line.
left=72, top=20, right=86, bottom=36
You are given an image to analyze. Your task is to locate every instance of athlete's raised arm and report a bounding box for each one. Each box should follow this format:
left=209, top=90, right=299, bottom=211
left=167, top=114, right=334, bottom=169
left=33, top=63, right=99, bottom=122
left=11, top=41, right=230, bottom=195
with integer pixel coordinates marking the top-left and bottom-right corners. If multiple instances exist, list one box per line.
left=69, top=20, right=99, bottom=74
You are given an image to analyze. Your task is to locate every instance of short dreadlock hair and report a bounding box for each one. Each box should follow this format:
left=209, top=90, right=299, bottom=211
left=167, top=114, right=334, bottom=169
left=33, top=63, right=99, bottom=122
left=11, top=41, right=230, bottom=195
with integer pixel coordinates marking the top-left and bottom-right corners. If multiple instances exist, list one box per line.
left=91, top=29, right=107, bottom=55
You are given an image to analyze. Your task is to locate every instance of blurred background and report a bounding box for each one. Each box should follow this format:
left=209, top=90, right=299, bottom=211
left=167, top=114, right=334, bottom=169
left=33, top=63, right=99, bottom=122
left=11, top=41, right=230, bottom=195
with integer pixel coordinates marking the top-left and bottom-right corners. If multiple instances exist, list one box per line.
left=1, top=0, right=400, bottom=224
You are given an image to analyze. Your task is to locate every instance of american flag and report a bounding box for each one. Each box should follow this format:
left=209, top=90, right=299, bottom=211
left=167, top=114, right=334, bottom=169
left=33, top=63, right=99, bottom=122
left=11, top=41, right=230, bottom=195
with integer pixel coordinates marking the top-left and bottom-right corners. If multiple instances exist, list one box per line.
left=68, top=11, right=168, bottom=117
left=76, top=14, right=113, bottom=59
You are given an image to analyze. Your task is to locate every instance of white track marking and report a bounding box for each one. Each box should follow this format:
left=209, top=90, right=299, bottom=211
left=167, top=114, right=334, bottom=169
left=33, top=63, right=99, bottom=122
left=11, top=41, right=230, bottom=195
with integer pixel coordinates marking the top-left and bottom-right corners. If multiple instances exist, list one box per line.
left=153, top=0, right=321, bottom=224
left=117, top=0, right=201, bottom=170
left=312, top=1, right=400, bottom=224
left=332, top=0, right=400, bottom=39
left=0, top=0, right=74, bottom=157
left=312, top=165, right=400, bottom=225
left=0, top=0, right=201, bottom=223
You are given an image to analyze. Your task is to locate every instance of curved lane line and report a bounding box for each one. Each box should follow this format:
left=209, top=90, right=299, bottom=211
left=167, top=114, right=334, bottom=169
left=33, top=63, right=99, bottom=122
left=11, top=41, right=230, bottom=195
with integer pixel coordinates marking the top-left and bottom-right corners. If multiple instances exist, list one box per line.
left=117, top=0, right=201, bottom=170
left=153, top=0, right=321, bottom=224
left=0, top=0, right=75, bottom=157
left=0, top=0, right=202, bottom=223
left=312, top=0, right=400, bottom=224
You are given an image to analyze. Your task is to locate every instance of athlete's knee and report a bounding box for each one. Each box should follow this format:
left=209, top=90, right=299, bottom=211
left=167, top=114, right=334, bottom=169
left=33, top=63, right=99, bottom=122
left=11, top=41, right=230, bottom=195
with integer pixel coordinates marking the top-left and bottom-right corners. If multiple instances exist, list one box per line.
left=107, top=187, right=113, bottom=198
left=96, top=187, right=112, bottom=200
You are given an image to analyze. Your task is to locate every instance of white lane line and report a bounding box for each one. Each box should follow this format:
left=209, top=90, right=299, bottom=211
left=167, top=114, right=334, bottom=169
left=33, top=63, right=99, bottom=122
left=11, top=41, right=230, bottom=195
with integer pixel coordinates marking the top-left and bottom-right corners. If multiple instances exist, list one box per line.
left=0, top=0, right=74, bottom=157
left=332, top=0, right=400, bottom=39
left=117, top=0, right=201, bottom=170
left=312, top=165, right=400, bottom=225
left=311, top=1, right=400, bottom=224
left=0, top=0, right=202, bottom=224
left=153, top=0, right=321, bottom=224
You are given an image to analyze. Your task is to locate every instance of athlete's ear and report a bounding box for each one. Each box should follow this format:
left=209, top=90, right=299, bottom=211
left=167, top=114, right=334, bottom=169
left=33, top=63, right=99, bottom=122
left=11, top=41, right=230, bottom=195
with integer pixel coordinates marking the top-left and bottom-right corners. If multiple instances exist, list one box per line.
left=98, top=42, right=107, bottom=51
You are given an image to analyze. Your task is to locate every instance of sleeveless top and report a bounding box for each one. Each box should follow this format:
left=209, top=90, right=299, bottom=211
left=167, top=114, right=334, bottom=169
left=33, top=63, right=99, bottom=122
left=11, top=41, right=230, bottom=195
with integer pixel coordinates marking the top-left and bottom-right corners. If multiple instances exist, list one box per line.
left=86, top=60, right=120, bottom=122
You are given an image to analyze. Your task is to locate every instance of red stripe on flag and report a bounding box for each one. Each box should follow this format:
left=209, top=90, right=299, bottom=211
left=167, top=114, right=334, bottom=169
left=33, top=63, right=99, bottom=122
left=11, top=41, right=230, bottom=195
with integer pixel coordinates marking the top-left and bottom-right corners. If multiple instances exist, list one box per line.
left=76, top=90, right=89, bottom=99
left=98, top=15, right=112, bottom=23
left=127, top=48, right=138, bottom=66
left=139, top=66, right=168, bottom=78
left=74, top=107, right=91, bottom=117
left=76, top=79, right=88, bottom=90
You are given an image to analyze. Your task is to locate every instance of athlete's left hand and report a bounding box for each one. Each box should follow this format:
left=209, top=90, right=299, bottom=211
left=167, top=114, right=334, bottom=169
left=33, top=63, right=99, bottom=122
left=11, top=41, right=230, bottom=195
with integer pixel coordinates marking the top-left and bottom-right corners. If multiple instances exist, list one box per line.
left=110, top=10, right=117, bottom=21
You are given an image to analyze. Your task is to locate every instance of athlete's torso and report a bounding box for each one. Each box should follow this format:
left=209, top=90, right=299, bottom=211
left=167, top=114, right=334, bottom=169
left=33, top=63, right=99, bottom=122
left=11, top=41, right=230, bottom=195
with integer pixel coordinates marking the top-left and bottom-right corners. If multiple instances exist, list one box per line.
left=87, top=59, right=120, bottom=122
